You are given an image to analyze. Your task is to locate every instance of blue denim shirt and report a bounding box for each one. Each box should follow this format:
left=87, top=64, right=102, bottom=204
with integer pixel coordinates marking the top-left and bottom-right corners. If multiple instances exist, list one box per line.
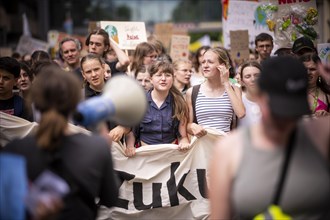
left=134, top=90, right=180, bottom=145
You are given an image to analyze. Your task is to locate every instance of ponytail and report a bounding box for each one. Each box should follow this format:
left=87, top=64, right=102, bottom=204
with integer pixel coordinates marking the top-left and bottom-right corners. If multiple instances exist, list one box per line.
left=36, top=109, right=67, bottom=150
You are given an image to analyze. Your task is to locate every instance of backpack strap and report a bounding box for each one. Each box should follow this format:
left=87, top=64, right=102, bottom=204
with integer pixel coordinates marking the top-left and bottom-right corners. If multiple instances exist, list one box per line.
left=191, top=84, right=201, bottom=124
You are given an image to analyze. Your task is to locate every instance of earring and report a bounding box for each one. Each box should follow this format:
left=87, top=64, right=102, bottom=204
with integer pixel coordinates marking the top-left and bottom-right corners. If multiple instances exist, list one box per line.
left=318, top=76, right=321, bottom=84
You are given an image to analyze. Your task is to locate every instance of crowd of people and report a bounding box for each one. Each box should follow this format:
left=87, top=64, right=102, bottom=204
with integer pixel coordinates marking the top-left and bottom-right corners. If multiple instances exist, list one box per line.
left=0, top=28, right=329, bottom=219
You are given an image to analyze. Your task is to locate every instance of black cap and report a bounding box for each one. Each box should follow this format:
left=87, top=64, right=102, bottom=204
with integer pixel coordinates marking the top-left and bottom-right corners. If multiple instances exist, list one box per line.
left=292, top=37, right=316, bottom=54
left=0, top=57, right=21, bottom=78
left=258, top=56, right=310, bottom=118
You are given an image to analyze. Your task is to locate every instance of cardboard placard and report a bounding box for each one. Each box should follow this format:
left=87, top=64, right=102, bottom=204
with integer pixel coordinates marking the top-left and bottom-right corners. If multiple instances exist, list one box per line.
left=230, top=30, right=249, bottom=60
left=170, top=35, right=190, bottom=61
left=154, top=23, right=174, bottom=50
left=100, top=21, right=147, bottom=50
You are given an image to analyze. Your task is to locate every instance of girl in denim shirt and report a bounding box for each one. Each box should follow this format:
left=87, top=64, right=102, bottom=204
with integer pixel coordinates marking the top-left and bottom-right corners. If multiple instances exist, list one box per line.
left=125, top=61, right=190, bottom=157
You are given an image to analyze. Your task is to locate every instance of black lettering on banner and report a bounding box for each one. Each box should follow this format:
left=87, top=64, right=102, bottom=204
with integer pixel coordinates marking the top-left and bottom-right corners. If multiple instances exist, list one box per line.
left=197, top=169, right=207, bottom=198
left=133, top=182, right=162, bottom=210
left=115, top=170, right=135, bottom=209
left=167, top=162, right=196, bottom=207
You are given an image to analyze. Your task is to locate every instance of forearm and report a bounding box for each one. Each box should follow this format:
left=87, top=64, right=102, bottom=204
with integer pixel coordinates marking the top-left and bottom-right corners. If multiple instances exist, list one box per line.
left=224, top=82, right=245, bottom=118
left=110, top=38, right=130, bottom=70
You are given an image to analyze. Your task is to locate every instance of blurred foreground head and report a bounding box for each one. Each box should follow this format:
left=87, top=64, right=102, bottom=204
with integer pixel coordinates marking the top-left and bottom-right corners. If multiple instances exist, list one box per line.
left=258, top=56, right=310, bottom=118
left=31, top=65, right=81, bottom=117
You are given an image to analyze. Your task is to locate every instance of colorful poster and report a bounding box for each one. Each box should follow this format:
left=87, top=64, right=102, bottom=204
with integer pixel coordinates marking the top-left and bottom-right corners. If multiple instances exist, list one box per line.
left=100, top=21, right=147, bottom=50
left=223, top=0, right=274, bottom=49
left=261, top=0, right=318, bottom=47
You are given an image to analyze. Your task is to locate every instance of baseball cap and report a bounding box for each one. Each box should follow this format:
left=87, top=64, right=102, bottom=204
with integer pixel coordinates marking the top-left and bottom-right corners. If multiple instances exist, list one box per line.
left=292, top=37, right=316, bottom=54
left=0, top=56, right=21, bottom=78
left=258, top=56, right=310, bottom=118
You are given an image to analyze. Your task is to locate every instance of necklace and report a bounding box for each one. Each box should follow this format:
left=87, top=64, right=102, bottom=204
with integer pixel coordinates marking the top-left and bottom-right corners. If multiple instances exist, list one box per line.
left=311, top=87, right=319, bottom=113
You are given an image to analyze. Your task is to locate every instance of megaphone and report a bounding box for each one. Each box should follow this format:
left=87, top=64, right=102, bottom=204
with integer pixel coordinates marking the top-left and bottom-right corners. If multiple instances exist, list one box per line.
left=73, top=75, right=147, bottom=127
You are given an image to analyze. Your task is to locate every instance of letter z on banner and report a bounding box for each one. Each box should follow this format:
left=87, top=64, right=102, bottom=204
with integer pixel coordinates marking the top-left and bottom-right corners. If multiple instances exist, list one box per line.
left=97, top=129, right=226, bottom=219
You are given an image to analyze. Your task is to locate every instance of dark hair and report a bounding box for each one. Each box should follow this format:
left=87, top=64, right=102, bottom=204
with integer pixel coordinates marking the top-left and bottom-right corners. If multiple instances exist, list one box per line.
left=148, top=35, right=167, bottom=55
left=131, top=42, right=157, bottom=72
left=32, top=61, right=59, bottom=76
left=31, top=50, right=51, bottom=64
left=19, top=61, right=34, bottom=81
left=240, top=60, right=262, bottom=79
left=194, top=46, right=211, bottom=71
left=0, top=56, right=21, bottom=78
left=30, top=65, right=82, bottom=150
left=255, top=33, right=273, bottom=46
left=59, top=37, right=82, bottom=55
left=11, top=52, right=21, bottom=60
left=85, top=29, right=110, bottom=57
left=299, top=53, right=330, bottom=94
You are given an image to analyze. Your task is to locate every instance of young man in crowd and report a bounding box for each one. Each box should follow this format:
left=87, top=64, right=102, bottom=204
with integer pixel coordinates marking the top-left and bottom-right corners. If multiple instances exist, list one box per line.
left=0, top=57, right=32, bottom=121
left=255, top=33, right=274, bottom=64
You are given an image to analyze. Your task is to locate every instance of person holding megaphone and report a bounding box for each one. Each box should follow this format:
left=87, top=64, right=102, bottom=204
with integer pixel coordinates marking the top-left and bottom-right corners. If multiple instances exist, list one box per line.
left=80, top=53, right=131, bottom=142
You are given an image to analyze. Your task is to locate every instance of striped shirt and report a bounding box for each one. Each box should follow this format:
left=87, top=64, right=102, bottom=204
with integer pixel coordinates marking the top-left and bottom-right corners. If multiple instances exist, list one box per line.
left=196, top=90, right=233, bottom=133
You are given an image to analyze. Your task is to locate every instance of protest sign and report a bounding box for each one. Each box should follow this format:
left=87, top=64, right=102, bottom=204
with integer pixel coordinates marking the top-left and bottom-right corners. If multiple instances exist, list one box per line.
left=230, top=30, right=249, bottom=61
left=154, top=23, right=174, bottom=50
left=15, top=36, right=49, bottom=56
left=170, top=35, right=190, bottom=61
left=317, top=43, right=330, bottom=65
left=100, top=21, right=147, bottom=50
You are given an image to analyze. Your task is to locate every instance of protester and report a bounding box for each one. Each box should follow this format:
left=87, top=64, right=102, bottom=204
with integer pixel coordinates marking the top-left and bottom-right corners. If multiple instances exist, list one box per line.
left=85, top=28, right=130, bottom=76
left=209, top=56, right=330, bottom=219
left=134, top=65, right=153, bottom=92
left=292, top=36, right=317, bottom=57
left=186, top=47, right=245, bottom=137
left=17, top=61, right=34, bottom=100
left=2, top=65, right=119, bottom=219
left=125, top=60, right=190, bottom=157
left=104, top=62, right=112, bottom=81
left=129, top=42, right=158, bottom=77
left=147, top=35, right=167, bottom=56
left=299, top=53, right=329, bottom=117
left=59, top=37, right=83, bottom=82
left=0, top=57, right=32, bottom=121
left=238, top=61, right=262, bottom=127
left=191, top=46, right=209, bottom=86
left=173, top=59, right=192, bottom=95
left=254, top=33, right=274, bottom=63
left=80, top=53, right=106, bottom=99
left=80, top=53, right=131, bottom=142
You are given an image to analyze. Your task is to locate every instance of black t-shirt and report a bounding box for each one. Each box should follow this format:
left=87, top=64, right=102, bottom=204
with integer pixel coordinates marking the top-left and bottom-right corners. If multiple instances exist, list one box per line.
left=0, top=95, right=33, bottom=121
left=106, top=60, right=126, bottom=77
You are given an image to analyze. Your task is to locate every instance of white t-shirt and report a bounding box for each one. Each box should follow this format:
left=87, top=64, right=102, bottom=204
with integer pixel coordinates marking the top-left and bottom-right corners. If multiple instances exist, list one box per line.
left=238, top=93, right=261, bottom=127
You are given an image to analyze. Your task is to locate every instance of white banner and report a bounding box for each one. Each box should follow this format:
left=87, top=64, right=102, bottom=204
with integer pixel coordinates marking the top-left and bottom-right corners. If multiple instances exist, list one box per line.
left=98, top=129, right=225, bottom=219
left=0, top=113, right=225, bottom=219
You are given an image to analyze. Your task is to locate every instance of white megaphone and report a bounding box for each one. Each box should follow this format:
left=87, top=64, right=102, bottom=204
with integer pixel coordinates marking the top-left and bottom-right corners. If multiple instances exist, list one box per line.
left=73, top=75, right=147, bottom=127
